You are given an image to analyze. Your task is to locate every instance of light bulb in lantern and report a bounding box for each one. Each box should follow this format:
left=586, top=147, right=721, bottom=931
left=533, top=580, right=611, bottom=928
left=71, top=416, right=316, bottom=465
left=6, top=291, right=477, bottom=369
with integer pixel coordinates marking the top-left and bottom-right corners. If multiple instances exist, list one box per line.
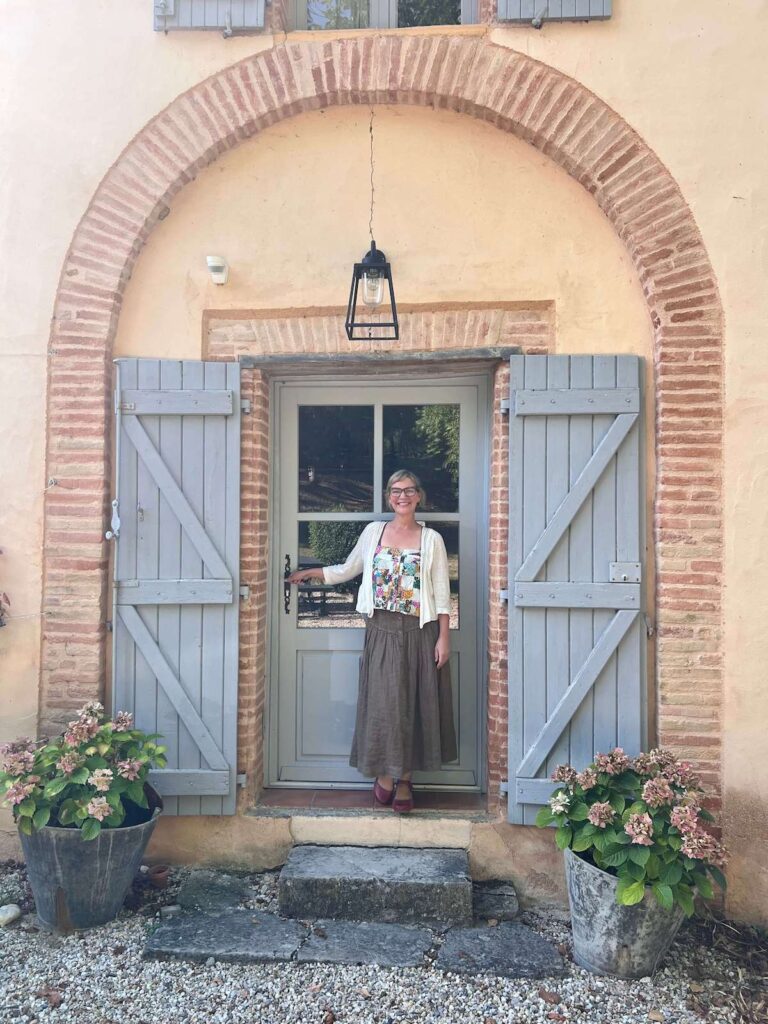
left=362, top=268, right=384, bottom=308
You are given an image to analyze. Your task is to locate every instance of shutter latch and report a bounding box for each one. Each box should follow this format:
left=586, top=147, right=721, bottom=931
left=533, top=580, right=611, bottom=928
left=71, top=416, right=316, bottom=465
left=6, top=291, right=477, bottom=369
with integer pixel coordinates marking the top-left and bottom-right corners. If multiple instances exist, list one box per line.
left=499, top=589, right=509, bottom=604
left=609, top=562, right=641, bottom=583
left=105, top=499, right=121, bottom=541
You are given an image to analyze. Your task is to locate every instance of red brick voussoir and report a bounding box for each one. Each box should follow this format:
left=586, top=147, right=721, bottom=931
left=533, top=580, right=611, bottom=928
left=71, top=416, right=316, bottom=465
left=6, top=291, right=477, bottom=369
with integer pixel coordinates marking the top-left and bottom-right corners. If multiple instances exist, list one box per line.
left=41, top=35, right=724, bottom=802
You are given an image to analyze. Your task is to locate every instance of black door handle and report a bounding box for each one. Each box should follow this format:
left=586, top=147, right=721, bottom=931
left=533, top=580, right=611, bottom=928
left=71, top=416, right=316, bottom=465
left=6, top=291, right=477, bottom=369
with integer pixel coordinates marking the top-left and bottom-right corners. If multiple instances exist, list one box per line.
left=284, top=554, right=291, bottom=614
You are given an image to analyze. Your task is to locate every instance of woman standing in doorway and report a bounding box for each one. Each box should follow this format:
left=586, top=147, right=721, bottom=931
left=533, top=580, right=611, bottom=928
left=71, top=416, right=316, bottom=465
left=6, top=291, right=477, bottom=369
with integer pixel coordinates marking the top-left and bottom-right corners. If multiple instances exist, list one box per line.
left=287, top=470, right=457, bottom=813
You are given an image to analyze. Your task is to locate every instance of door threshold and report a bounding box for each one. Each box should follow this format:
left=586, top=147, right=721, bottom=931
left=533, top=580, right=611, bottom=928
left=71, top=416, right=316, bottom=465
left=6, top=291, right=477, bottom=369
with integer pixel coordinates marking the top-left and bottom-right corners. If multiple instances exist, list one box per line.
left=251, top=787, right=490, bottom=820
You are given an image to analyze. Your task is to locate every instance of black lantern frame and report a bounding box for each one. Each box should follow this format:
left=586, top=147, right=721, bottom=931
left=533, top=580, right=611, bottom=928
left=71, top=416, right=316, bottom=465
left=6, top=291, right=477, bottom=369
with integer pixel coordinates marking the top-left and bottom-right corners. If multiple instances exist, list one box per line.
left=345, top=241, right=399, bottom=341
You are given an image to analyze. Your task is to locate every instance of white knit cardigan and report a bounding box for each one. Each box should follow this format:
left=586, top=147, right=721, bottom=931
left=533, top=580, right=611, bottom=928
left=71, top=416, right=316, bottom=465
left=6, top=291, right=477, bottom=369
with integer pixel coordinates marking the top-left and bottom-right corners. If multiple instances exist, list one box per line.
left=322, top=521, right=451, bottom=628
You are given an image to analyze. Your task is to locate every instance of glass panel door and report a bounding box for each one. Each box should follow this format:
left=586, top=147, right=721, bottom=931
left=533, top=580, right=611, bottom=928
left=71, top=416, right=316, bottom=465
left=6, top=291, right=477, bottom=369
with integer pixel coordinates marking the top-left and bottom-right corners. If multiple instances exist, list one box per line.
left=271, top=378, right=486, bottom=787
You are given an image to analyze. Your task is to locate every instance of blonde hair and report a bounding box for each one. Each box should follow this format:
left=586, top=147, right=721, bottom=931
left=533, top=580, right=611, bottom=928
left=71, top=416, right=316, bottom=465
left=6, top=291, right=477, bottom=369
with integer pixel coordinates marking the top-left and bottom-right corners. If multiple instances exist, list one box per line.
left=385, top=469, right=426, bottom=506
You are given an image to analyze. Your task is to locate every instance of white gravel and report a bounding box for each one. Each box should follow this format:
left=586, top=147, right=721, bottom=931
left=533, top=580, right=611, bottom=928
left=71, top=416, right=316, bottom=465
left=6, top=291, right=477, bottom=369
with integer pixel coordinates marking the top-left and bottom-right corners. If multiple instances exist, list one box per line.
left=0, top=861, right=755, bottom=1024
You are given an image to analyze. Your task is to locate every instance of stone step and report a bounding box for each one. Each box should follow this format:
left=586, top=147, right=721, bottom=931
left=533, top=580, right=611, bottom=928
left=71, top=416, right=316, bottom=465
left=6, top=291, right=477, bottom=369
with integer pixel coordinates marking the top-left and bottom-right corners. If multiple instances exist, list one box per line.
left=144, top=910, right=566, bottom=978
left=278, top=845, right=473, bottom=925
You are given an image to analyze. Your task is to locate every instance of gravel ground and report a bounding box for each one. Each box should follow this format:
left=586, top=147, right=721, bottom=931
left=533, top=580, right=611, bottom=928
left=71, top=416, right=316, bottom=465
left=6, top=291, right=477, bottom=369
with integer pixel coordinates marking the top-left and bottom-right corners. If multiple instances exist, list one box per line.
left=1, top=860, right=765, bottom=1024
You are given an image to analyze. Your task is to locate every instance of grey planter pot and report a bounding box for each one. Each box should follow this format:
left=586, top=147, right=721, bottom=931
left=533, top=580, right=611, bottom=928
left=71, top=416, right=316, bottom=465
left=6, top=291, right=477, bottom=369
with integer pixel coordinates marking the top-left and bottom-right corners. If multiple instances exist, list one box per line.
left=19, top=790, right=162, bottom=932
left=564, top=847, right=685, bottom=978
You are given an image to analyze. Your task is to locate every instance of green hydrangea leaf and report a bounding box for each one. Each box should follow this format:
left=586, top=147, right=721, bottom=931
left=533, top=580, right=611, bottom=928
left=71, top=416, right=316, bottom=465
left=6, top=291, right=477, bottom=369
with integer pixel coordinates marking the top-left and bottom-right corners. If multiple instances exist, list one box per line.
left=555, top=826, right=572, bottom=850
left=81, top=818, right=102, bottom=841
left=652, top=883, right=674, bottom=911
left=43, top=777, right=67, bottom=799
left=571, top=832, right=596, bottom=853
left=628, top=846, right=651, bottom=866
left=601, top=847, right=630, bottom=868
left=535, top=806, right=555, bottom=828
left=617, top=880, right=646, bottom=906
left=674, top=885, right=695, bottom=917
left=660, top=862, right=683, bottom=886
left=18, top=816, right=33, bottom=835
left=568, top=802, right=590, bottom=822
left=708, top=865, right=727, bottom=891
left=32, top=806, right=50, bottom=831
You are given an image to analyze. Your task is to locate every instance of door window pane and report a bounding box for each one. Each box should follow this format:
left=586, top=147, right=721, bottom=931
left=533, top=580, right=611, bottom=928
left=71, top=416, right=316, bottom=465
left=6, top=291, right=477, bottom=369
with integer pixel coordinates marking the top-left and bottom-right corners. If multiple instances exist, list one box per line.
left=299, top=406, right=374, bottom=513
left=383, top=405, right=459, bottom=512
left=297, top=522, right=366, bottom=629
left=430, top=522, right=459, bottom=630
left=307, top=0, right=369, bottom=28
left=397, top=0, right=460, bottom=27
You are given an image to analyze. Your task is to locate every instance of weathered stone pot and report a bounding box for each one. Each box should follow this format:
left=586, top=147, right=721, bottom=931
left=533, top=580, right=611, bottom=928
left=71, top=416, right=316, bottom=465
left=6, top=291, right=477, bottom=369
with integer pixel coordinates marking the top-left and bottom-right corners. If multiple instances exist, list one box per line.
left=19, top=786, right=162, bottom=932
left=564, top=847, right=685, bottom=978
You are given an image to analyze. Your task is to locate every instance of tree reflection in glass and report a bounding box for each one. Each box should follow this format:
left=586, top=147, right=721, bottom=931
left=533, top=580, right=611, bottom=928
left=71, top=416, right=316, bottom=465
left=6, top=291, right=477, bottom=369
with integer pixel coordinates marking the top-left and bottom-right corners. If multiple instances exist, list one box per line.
left=383, top=405, right=459, bottom=512
left=307, top=0, right=369, bottom=29
left=299, top=406, right=374, bottom=513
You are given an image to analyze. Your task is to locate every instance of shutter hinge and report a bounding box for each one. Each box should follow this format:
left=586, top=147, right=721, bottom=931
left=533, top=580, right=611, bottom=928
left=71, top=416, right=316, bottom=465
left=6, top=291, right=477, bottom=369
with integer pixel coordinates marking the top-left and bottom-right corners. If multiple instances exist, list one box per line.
left=241, top=399, right=251, bottom=414
left=105, top=620, right=113, bottom=633
left=644, top=614, right=655, bottom=638
left=500, top=399, right=510, bottom=415
left=499, top=589, right=509, bottom=604
left=499, top=780, right=509, bottom=795
left=239, top=585, right=250, bottom=601
left=105, top=499, right=121, bottom=541
left=236, top=773, right=248, bottom=788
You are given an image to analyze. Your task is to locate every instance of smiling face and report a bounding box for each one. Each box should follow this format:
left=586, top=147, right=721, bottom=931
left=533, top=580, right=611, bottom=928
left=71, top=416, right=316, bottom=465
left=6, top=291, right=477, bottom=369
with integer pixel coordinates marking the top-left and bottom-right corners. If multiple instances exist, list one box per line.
left=388, top=476, right=420, bottom=516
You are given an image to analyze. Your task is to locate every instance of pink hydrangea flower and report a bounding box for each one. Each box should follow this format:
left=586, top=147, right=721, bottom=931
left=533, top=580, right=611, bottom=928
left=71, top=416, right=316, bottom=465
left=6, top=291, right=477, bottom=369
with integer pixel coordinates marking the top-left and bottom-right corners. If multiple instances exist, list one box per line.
left=116, top=759, right=142, bottom=781
left=632, top=752, right=656, bottom=776
left=594, top=748, right=631, bottom=776
left=670, top=803, right=700, bottom=833
left=642, top=777, right=675, bottom=808
left=112, top=711, right=134, bottom=733
left=64, top=716, right=101, bottom=747
left=88, top=768, right=113, bottom=793
left=1, top=748, right=35, bottom=777
left=577, top=767, right=598, bottom=791
left=78, top=701, right=105, bottom=720
left=624, top=812, right=654, bottom=846
left=5, top=780, right=37, bottom=806
left=56, top=753, right=82, bottom=775
left=552, top=765, right=578, bottom=787
left=86, top=796, right=111, bottom=821
left=587, top=801, right=614, bottom=829
left=681, top=826, right=727, bottom=867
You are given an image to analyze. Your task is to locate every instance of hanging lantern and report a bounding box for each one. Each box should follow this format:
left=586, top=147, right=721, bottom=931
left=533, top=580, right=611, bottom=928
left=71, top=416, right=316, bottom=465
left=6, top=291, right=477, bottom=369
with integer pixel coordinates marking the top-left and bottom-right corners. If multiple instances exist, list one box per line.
left=345, top=240, right=399, bottom=341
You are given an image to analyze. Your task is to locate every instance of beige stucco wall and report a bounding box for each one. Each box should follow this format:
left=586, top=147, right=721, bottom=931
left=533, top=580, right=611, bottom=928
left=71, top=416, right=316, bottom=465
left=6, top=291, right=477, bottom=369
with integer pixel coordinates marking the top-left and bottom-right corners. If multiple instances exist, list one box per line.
left=1, top=0, right=766, bottom=922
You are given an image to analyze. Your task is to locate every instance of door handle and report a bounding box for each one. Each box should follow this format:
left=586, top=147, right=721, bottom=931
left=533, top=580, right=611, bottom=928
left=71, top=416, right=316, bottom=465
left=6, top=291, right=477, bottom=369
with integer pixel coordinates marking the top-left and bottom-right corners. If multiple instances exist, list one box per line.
left=283, top=554, right=291, bottom=614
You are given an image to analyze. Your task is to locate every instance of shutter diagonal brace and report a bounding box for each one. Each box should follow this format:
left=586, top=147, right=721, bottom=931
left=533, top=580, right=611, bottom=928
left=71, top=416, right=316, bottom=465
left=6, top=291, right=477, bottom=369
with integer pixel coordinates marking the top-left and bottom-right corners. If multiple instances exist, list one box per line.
left=118, top=605, right=228, bottom=771
left=122, top=415, right=230, bottom=580
left=516, top=412, right=637, bottom=583
left=517, top=608, right=637, bottom=779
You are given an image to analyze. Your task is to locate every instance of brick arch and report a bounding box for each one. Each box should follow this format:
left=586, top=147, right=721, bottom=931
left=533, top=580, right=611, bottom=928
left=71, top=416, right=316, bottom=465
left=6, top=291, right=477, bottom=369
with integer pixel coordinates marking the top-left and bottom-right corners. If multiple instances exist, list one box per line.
left=43, top=35, right=723, bottom=794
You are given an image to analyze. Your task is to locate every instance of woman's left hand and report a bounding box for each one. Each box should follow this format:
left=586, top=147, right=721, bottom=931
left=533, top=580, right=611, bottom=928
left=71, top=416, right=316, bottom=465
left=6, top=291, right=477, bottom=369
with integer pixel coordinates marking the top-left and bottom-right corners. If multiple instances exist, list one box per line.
left=434, top=635, right=450, bottom=670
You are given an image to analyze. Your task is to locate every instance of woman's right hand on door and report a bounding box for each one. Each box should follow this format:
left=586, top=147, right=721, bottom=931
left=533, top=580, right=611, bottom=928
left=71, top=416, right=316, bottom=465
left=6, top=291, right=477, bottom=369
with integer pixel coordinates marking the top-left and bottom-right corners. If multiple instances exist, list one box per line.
left=287, top=568, right=322, bottom=584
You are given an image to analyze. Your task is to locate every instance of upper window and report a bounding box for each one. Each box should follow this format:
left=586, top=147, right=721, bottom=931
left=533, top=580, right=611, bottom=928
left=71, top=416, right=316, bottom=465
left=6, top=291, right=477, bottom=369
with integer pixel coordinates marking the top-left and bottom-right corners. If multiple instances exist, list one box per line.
left=289, top=0, right=469, bottom=30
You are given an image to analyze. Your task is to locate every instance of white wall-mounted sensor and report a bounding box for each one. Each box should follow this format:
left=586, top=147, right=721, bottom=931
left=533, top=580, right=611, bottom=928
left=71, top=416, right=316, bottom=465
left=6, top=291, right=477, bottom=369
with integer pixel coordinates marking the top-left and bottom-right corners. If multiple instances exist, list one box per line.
left=206, top=255, right=229, bottom=285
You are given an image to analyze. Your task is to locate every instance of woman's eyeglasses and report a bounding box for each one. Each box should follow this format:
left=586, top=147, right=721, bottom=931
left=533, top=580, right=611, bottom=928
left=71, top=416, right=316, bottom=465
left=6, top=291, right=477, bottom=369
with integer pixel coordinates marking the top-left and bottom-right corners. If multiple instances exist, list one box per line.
left=390, top=487, right=418, bottom=498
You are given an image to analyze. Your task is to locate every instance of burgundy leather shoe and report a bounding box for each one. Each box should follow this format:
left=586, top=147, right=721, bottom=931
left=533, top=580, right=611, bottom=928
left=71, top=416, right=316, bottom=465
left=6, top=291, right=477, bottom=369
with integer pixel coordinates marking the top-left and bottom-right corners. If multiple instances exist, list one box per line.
left=373, top=777, right=394, bottom=805
left=392, top=779, right=414, bottom=814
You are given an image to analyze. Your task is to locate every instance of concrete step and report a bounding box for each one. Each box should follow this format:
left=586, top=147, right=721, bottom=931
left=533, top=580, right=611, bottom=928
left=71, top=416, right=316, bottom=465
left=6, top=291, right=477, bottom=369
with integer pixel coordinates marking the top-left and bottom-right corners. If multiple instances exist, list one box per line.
left=277, top=844, right=473, bottom=925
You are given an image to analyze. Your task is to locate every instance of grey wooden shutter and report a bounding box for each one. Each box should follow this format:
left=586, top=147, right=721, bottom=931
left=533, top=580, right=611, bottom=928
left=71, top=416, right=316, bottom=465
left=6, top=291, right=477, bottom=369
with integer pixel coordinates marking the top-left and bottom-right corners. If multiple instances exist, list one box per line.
left=507, top=355, right=644, bottom=824
left=497, top=1, right=611, bottom=23
left=154, top=0, right=265, bottom=32
left=112, top=359, right=241, bottom=815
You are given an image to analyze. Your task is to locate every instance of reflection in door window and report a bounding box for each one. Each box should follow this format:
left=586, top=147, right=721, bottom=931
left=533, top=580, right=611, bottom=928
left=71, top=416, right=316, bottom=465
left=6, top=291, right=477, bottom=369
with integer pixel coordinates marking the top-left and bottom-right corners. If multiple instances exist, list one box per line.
left=297, top=522, right=365, bottom=629
left=383, top=405, right=459, bottom=512
left=307, top=0, right=369, bottom=28
left=299, top=406, right=374, bottom=513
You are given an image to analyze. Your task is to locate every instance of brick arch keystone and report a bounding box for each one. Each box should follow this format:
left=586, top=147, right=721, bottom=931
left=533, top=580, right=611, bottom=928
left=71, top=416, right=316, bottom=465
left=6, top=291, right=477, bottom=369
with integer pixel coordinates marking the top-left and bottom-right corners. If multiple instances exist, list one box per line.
left=42, top=35, right=724, bottom=793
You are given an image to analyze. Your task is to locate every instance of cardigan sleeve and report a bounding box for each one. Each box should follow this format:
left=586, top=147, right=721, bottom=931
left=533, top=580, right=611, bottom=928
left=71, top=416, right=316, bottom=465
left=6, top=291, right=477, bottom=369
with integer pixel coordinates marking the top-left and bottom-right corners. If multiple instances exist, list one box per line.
left=322, top=523, right=372, bottom=585
left=430, top=531, right=452, bottom=616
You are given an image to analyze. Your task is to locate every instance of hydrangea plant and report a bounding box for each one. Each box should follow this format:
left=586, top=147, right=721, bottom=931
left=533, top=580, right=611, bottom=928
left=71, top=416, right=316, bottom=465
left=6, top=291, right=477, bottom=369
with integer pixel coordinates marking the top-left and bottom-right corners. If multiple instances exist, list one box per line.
left=0, top=702, right=166, bottom=840
left=536, top=748, right=726, bottom=916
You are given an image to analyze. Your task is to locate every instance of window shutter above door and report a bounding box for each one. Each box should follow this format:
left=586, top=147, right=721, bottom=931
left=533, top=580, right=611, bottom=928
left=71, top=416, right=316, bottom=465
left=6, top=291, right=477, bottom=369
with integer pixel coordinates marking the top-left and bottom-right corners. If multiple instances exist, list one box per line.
left=507, top=355, right=645, bottom=824
left=112, top=359, right=241, bottom=816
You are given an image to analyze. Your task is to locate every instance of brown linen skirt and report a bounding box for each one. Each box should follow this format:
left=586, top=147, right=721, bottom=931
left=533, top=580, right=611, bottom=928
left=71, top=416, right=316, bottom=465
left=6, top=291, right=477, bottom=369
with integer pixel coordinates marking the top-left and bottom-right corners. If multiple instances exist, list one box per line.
left=349, top=609, right=458, bottom=778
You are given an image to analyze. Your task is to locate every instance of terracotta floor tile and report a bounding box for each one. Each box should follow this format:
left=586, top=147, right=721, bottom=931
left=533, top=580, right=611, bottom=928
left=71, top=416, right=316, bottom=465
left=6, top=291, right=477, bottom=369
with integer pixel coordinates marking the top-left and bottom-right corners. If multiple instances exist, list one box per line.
left=311, top=789, right=375, bottom=809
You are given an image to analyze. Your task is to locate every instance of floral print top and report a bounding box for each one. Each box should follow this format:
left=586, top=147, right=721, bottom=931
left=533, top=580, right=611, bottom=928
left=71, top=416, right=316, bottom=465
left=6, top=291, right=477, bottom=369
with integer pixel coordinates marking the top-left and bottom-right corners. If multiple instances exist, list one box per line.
left=372, top=544, right=422, bottom=617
